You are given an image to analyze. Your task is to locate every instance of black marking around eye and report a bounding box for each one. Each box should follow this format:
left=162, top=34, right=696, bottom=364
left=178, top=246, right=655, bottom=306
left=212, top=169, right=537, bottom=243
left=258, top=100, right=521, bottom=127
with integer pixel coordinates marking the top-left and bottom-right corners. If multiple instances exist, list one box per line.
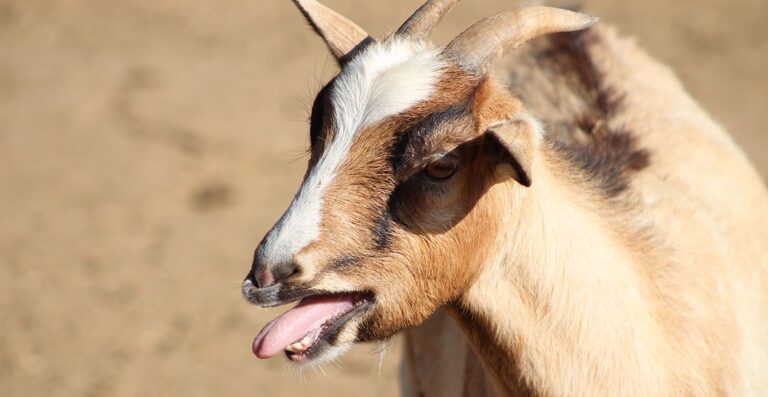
left=390, top=101, right=471, bottom=177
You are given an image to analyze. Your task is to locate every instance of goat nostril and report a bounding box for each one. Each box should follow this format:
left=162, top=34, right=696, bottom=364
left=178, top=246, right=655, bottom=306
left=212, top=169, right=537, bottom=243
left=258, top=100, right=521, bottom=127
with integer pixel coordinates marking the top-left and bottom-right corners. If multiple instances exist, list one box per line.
left=254, top=271, right=276, bottom=289
left=249, top=254, right=301, bottom=289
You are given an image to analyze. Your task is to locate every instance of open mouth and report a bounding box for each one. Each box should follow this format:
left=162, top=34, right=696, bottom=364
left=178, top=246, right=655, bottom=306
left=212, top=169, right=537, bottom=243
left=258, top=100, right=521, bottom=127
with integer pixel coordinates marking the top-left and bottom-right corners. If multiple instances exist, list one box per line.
left=252, top=292, right=373, bottom=362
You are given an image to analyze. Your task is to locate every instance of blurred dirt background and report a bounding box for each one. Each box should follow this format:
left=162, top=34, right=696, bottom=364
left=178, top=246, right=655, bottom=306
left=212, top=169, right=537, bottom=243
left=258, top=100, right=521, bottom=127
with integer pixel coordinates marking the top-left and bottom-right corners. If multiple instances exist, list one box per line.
left=1, top=0, right=765, bottom=396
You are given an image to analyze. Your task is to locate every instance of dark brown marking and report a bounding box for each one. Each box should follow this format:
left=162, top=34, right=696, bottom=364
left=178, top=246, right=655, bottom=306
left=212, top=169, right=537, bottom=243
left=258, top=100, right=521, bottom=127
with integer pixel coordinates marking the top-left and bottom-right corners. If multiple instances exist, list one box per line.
left=308, top=78, right=336, bottom=159
left=505, top=29, right=650, bottom=198
left=371, top=210, right=392, bottom=249
left=338, top=36, right=376, bottom=66
left=546, top=29, right=650, bottom=197
left=326, top=254, right=359, bottom=270
left=390, top=100, right=473, bottom=178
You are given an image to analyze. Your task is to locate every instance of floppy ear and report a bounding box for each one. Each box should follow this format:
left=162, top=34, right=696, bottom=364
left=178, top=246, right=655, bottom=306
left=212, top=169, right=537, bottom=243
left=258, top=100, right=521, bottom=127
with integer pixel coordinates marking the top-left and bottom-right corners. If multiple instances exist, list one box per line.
left=292, top=0, right=372, bottom=65
left=485, top=116, right=542, bottom=187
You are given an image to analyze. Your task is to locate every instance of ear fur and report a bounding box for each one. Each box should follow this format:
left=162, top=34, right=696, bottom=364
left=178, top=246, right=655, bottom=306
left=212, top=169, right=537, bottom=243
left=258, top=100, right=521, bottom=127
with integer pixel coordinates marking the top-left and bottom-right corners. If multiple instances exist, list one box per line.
left=292, top=0, right=371, bottom=65
left=485, top=116, right=542, bottom=187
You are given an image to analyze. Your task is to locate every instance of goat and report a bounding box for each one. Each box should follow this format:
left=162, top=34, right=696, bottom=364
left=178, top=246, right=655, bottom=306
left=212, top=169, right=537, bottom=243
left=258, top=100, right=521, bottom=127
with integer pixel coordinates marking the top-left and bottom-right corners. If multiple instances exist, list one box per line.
left=241, top=0, right=768, bottom=395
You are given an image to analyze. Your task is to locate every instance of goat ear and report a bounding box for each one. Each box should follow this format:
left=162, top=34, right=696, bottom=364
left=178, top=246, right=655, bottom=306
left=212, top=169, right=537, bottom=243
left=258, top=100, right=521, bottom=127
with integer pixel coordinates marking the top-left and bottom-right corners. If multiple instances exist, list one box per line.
left=292, top=0, right=372, bottom=65
left=485, top=117, right=542, bottom=187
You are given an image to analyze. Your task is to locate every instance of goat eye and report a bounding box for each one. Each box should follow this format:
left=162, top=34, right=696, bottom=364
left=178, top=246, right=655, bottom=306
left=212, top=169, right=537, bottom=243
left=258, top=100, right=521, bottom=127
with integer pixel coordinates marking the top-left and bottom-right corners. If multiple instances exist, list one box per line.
left=424, top=154, right=460, bottom=180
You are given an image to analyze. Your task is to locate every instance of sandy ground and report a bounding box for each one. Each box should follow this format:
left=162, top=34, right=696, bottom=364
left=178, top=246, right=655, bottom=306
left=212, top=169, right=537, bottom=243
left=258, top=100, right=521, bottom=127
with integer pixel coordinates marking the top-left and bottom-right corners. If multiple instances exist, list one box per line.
left=1, top=0, right=765, bottom=396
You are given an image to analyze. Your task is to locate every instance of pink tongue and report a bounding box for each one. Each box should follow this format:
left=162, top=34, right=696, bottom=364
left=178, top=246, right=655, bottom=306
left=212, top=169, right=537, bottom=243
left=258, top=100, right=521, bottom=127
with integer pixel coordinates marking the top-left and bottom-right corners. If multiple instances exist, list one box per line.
left=252, top=294, right=356, bottom=359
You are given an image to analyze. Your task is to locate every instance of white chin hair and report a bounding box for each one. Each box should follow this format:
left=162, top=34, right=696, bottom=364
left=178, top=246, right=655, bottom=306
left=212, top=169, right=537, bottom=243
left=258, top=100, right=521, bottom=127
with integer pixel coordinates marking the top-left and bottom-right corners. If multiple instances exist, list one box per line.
left=290, top=343, right=353, bottom=371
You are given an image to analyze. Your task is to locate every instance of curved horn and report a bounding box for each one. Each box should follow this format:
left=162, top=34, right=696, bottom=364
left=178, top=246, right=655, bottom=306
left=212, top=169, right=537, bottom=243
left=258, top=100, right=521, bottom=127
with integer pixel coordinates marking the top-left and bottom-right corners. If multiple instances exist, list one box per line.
left=395, top=0, right=461, bottom=40
left=293, top=0, right=371, bottom=62
left=445, top=6, right=598, bottom=69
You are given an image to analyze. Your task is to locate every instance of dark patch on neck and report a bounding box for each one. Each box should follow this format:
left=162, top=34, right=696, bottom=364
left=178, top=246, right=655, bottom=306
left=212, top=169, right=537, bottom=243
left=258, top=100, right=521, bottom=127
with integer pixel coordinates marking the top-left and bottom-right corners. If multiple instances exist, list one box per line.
left=543, top=29, right=650, bottom=197
left=554, top=124, right=650, bottom=196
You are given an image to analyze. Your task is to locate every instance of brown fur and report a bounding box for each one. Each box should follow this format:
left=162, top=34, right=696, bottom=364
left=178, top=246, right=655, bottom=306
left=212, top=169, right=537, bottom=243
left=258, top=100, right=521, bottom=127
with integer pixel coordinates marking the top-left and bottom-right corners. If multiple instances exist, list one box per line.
left=250, top=4, right=768, bottom=396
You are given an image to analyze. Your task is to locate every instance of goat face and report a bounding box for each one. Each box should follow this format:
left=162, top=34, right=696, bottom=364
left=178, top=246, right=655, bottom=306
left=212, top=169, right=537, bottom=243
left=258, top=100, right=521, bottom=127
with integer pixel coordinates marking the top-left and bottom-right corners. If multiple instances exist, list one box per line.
left=242, top=38, right=536, bottom=365
left=241, top=0, right=593, bottom=366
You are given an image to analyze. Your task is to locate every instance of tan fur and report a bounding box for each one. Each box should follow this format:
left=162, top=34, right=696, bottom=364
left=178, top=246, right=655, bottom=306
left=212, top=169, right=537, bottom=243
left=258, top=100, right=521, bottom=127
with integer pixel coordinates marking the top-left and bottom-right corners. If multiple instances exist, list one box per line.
left=403, top=26, right=768, bottom=396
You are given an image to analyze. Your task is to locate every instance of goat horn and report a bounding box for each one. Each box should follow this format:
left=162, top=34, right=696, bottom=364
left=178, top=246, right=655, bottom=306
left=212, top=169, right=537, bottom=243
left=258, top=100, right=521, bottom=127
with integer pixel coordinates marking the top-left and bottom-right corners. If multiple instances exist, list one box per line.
left=292, top=0, right=371, bottom=62
left=395, top=0, right=461, bottom=40
left=445, top=6, right=598, bottom=70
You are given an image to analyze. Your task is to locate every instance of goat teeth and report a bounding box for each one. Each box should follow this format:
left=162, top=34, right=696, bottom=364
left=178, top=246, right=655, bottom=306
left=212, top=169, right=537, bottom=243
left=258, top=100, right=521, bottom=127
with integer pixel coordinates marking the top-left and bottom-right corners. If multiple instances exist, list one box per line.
left=285, top=337, right=313, bottom=353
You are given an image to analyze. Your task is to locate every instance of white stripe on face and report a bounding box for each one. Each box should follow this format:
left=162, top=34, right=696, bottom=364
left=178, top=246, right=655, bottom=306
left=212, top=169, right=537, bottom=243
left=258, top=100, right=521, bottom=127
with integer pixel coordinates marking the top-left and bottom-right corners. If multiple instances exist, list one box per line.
left=258, top=39, right=444, bottom=267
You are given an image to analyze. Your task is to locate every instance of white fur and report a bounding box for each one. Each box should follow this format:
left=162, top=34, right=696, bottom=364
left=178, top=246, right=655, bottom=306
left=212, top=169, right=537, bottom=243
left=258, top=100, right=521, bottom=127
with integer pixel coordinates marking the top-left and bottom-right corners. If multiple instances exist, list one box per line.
left=291, top=343, right=352, bottom=372
left=259, top=39, right=443, bottom=266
